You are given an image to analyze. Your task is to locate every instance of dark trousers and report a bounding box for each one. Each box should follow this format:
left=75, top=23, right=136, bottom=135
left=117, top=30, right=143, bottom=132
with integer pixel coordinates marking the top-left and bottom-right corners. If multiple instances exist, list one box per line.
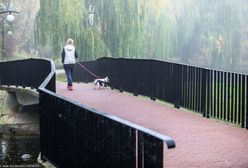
left=63, top=64, right=75, bottom=86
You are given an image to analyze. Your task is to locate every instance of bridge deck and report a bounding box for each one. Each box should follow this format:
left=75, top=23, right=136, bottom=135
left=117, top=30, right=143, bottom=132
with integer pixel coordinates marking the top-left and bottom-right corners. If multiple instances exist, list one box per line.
left=56, top=81, right=248, bottom=168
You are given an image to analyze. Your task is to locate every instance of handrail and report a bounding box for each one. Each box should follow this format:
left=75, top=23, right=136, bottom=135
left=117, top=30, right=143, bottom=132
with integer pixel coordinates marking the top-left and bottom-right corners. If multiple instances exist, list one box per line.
left=1, top=58, right=176, bottom=168
left=75, top=57, right=248, bottom=129
left=0, top=58, right=54, bottom=90
left=38, top=60, right=56, bottom=92
left=106, top=114, right=176, bottom=148
left=42, top=86, right=176, bottom=149
left=37, top=58, right=175, bottom=149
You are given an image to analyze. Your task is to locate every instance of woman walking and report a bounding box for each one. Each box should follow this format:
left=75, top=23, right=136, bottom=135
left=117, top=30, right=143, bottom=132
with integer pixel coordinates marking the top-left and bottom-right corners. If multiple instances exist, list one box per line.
left=61, top=38, right=78, bottom=90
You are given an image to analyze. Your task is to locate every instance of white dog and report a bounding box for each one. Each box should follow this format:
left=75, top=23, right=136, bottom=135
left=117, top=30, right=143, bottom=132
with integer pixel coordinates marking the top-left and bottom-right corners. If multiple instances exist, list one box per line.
left=94, top=76, right=109, bottom=89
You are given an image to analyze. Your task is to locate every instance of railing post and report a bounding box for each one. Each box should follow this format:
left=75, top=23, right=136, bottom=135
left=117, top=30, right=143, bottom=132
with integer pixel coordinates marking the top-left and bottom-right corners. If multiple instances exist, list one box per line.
left=246, top=75, right=248, bottom=129
left=173, top=64, right=182, bottom=108
left=202, top=69, right=208, bottom=118
left=138, top=132, right=164, bottom=168
left=240, top=75, right=245, bottom=128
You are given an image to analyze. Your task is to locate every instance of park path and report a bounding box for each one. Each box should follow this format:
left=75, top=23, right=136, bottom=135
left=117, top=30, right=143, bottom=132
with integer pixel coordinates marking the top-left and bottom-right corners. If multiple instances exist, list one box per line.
left=57, top=81, right=248, bottom=168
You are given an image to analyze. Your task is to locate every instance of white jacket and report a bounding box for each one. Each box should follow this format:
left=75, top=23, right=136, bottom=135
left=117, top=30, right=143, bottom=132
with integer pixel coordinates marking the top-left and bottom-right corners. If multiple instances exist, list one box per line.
left=63, top=44, right=76, bottom=64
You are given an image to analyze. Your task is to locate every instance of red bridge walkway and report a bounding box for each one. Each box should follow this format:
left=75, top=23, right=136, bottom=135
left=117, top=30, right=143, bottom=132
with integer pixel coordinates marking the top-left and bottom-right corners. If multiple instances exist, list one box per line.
left=57, top=81, right=248, bottom=168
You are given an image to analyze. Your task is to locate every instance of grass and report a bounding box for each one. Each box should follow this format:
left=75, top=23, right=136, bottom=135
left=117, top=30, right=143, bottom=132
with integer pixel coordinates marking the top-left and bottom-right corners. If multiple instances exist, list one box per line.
left=56, top=72, right=67, bottom=82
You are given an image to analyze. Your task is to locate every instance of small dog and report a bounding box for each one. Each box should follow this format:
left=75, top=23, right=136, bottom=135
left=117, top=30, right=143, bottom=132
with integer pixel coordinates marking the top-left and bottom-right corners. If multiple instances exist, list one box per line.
left=94, top=76, right=109, bottom=89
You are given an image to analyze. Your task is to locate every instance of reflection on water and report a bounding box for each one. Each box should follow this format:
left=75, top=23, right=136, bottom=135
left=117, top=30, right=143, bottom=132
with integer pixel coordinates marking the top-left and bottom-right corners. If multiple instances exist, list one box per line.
left=0, top=135, right=41, bottom=167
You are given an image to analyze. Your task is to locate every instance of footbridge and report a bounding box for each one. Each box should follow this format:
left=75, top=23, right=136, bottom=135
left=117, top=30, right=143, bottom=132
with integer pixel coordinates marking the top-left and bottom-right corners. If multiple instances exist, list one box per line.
left=1, top=58, right=248, bottom=168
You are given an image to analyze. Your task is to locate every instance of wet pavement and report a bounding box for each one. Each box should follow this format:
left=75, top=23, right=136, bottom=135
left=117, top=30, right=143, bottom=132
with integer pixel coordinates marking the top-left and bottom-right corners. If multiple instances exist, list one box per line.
left=57, top=81, right=248, bottom=168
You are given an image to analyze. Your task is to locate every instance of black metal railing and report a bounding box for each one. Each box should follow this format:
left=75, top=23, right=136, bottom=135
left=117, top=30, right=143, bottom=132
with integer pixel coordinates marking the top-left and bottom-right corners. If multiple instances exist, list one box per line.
left=0, top=59, right=175, bottom=167
left=205, top=71, right=248, bottom=128
left=39, top=91, right=175, bottom=168
left=39, top=60, right=175, bottom=167
left=0, top=58, right=55, bottom=91
left=75, top=57, right=248, bottom=129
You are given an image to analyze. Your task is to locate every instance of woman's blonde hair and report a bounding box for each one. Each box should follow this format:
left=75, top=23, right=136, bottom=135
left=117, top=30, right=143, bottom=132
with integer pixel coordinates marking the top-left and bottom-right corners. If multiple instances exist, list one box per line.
left=66, top=38, right=74, bottom=45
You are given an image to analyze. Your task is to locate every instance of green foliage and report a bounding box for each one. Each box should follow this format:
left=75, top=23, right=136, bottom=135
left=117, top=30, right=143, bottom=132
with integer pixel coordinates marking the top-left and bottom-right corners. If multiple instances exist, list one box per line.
left=34, top=0, right=248, bottom=71
left=35, top=0, right=174, bottom=62
left=56, top=73, right=67, bottom=82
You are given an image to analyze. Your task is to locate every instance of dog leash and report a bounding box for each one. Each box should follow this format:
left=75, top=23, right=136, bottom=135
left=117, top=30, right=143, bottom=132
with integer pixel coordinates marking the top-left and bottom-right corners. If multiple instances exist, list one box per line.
left=76, top=61, right=101, bottom=79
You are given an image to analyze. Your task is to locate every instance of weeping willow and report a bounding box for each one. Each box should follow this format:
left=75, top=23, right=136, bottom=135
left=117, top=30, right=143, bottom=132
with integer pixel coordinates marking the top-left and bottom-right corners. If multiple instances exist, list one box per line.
left=35, top=0, right=248, bottom=71
left=35, top=0, right=173, bottom=61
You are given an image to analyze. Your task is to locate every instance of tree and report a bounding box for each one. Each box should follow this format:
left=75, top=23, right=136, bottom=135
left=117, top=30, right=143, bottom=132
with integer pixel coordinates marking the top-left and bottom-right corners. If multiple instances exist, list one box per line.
left=34, top=0, right=248, bottom=73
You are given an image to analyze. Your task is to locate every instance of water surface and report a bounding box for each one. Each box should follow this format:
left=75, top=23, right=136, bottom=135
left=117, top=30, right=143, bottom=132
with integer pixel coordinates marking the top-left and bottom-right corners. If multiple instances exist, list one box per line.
left=0, top=135, right=41, bottom=167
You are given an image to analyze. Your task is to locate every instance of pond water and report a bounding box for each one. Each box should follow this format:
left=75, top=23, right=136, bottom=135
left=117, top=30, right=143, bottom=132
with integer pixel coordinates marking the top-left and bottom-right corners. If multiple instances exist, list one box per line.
left=0, top=135, right=42, bottom=168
